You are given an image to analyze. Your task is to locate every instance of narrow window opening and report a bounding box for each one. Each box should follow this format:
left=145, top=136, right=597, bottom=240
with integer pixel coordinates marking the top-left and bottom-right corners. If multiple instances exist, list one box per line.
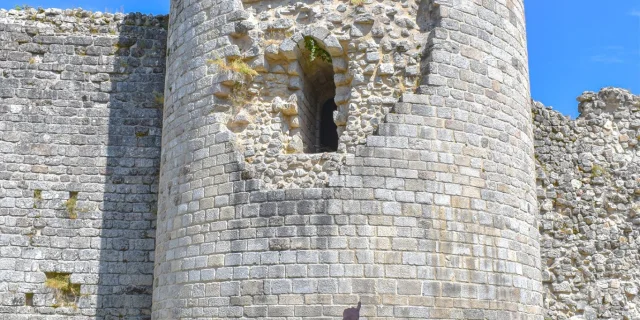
left=294, top=37, right=338, bottom=153
left=319, top=98, right=338, bottom=152
left=25, top=293, right=33, bottom=306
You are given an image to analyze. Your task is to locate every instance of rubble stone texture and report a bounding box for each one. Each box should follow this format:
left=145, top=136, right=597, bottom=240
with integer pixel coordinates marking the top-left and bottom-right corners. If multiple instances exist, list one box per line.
left=535, top=88, right=640, bottom=320
left=215, top=0, right=426, bottom=189
left=0, top=1, right=636, bottom=320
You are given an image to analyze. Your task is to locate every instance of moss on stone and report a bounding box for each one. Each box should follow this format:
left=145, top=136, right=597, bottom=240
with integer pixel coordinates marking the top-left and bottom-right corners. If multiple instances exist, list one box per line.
left=33, top=189, right=42, bottom=208
left=591, top=164, right=605, bottom=177
left=65, top=192, right=78, bottom=219
left=44, top=272, right=80, bottom=308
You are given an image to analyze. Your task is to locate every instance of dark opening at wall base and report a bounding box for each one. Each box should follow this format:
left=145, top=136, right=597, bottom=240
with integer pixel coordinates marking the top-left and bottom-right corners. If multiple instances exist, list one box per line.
left=319, top=98, right=338, bottom=152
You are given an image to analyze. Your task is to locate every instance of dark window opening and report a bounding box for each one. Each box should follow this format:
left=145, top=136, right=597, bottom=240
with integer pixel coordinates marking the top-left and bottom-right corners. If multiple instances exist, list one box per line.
left=294, top=38, right=339, bottom=154
left=25, top=293, right=33, bottom=306
left=319, top=98, right=338, bottom=152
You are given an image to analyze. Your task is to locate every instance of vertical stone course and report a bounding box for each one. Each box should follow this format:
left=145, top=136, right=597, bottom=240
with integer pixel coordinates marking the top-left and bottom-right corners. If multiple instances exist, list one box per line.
left=0, top=8, right=166, bottom=319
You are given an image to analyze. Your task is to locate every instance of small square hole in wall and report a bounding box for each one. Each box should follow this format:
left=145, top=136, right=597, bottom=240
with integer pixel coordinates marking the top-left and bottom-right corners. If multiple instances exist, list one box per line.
left=25, top=293, right=33, bottom=306
left=66, top=191, right=79, bottom=219
left=44, top=272, right=80, bottom=307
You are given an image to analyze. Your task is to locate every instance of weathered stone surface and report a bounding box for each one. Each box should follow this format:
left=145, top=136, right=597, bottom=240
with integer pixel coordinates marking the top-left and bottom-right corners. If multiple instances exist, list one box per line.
left=535, top=88, right=640, bottom=320
left=5, top=1, right=635, bottom=320
left=0, top=7, right=166, bottom=320
left=155, top=0, right=542, bottom=319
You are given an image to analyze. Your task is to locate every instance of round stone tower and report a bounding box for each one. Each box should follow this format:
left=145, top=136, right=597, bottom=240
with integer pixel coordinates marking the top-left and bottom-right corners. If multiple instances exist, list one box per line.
left=153, top=0, right=543, bottom=318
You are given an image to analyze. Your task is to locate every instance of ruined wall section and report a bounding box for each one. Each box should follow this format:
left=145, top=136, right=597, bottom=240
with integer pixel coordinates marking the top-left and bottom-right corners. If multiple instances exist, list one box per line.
left=155, top=0, right=543, bottom=319
left=535, top=88, right=640, bottom=319
left=213, top=0, right=427, bottom=189
left=0, top=8, right=166, bottom=319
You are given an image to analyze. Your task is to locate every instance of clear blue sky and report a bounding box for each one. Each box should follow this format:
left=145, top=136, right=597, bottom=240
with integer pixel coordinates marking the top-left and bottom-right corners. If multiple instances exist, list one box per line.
left=1, top=0, right=638, bottom=118
left=526, top=0, right=640, bottom=118
left=1, top=0, right=169, bottom=15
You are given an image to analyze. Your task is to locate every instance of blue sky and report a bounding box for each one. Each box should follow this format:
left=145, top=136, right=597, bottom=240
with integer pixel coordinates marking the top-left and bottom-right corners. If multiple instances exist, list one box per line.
left=1, top=0, right=638, bottom=118
left=1, top=0, right=169, bottom=15
left=526, top=0, right=640, bottom=118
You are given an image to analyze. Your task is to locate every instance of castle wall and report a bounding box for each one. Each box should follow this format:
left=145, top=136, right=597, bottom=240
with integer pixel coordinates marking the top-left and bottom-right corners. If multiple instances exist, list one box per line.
left=2, top=2, right=639, bottom=320
left=155, top=0, right=542, bottom=319
left=534, top=88, right=640, bottom=320
left=211, top=0, right=427, bottom=189
left=0, top=8, right=166, bottom=319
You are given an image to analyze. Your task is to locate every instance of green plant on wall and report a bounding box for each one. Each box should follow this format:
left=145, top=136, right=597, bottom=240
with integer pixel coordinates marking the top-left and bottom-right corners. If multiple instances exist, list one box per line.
left=65, top=191, right=79, bottom=219
left=45, top=272, right=80, bottom=308
left=303, top=36, right=332, bottom=63
left=207, top=58, right=258, bottom=79
left=207, top=58, right=258, bottom=108
left=33, top=189, right=42, bottom=208
left=591, top=164, right=606, bottom=178
left=153, top=91, right=164, bottom=109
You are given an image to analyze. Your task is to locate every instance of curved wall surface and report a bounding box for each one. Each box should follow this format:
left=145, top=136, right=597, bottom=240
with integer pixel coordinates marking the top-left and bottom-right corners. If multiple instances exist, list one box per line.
left=154, top=1, right=543, bottom=320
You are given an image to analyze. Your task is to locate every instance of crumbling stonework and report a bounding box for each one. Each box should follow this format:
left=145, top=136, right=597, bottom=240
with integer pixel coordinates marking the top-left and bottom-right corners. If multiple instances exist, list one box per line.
left=202, top=0, right=428, bottom=189
left=535, top=88, right=640, bottom=320
left=2, top=1, right=638, bottom=320
left=156, top=0, right=542, bottom=318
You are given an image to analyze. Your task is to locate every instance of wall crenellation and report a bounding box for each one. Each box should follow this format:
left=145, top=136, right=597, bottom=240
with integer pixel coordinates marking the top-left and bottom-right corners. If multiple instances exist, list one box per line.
left=1, top=7, right=167, bottom=35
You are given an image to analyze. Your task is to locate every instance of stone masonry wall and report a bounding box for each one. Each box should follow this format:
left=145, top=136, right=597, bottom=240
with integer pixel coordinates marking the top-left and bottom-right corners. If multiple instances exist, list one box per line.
left=0, top=8, right=166, bottom=320
left=210, top=0, right=428, bottom=189
left=1, top=2, right=638, bottom=320
left=155, top=0, right=543, bottom=319
left=535, top=88, right=640, bottom=320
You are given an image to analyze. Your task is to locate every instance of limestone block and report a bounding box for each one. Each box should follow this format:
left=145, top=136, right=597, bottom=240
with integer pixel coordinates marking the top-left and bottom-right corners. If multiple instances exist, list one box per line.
left=289, top=116, right=300, bottom=128
left=287, top=63, right=302, bottom=76
left=302, top=26, right=329, bottom=41
left=288, top=76, right=302, bottom=90
left=230, top=111, right=251, bottom=126
left=270, top=64, right=286, bottom=74
left=269, top=18, right=294, bottom=30
left=279, top=38, right=297, bottom=60
left=334, top=110, right=347, bottom=126
left=265, top=44, right=281, bottom=60
left=323, top=36, right=343, bottom=56
left=332, top=57, right=348, bottom=72
left=287, top=135, right=304, bottom=153
left=378, top=63, right=394, bottom=75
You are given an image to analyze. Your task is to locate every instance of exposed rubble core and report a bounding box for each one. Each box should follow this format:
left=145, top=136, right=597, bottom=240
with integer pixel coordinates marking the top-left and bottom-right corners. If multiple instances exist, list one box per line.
left=204, top=0, right=428, bottom=189
left=6, top=1, right=639, bottom=320
left=534, top=88, right=640, bottom=320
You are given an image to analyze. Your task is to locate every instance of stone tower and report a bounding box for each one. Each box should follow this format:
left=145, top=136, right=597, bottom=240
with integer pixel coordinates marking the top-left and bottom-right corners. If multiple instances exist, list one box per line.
left=154, top=0, right=542, bottom=319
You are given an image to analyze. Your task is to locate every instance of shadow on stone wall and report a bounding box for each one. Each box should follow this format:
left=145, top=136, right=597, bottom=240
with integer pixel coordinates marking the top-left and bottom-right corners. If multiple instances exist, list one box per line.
left=97, top=16, right=166, bottom=320
left=416, top=0, right=438, bottom=94
left=0, top=9, right=166, bottom=319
